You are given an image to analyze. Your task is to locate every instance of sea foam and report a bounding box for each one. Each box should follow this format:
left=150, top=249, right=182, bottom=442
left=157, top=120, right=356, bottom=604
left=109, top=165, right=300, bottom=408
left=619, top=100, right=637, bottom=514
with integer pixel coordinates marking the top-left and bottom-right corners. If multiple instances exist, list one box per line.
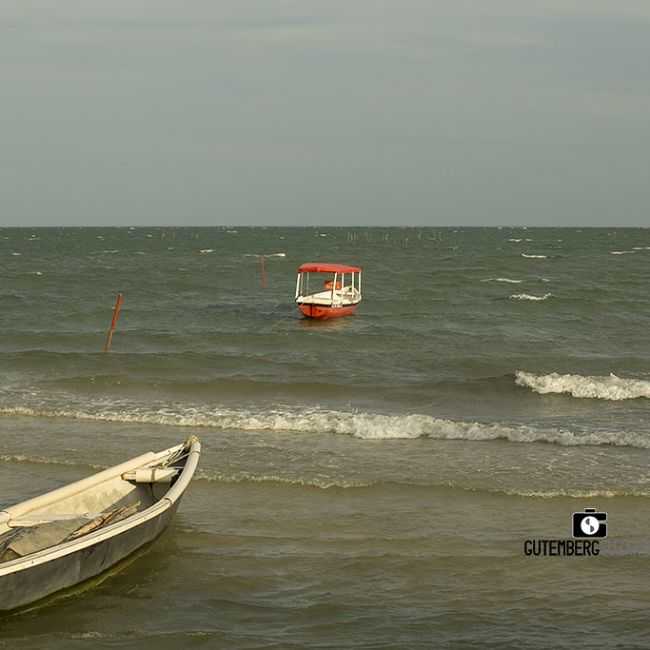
left=515, top=371, right=650, bottom=400
left=2, top=403, right=649, bottom=448
left=482, top=277, right=522, bottom=284
left=510, top=293, right=552, bottom=301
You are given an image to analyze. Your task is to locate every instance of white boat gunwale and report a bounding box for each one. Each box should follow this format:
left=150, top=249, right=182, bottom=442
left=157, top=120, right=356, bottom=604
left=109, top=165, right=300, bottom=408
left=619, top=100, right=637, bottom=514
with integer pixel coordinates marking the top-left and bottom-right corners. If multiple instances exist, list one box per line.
left=0, top=437, right=200, bottom=578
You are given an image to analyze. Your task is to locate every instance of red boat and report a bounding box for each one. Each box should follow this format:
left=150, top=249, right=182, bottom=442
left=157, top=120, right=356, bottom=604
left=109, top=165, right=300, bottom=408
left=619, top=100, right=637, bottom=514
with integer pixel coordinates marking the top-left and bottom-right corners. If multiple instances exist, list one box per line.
left=295, top=263, right=362, bottom=320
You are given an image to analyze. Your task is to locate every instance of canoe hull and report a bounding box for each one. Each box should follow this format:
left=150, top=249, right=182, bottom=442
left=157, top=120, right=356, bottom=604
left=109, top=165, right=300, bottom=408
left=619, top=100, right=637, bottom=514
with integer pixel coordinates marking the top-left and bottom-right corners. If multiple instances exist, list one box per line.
left=298, top=303, right=358, bottom=320
left=0, top=436, right=200, bottom=613
left=0, top=500, right=178, bottom=612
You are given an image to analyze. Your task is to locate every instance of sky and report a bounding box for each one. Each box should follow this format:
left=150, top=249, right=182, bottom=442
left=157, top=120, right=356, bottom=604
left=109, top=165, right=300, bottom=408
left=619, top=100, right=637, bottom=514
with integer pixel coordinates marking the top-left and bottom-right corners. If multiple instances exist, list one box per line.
left=1, top=1, right=649, bottom=226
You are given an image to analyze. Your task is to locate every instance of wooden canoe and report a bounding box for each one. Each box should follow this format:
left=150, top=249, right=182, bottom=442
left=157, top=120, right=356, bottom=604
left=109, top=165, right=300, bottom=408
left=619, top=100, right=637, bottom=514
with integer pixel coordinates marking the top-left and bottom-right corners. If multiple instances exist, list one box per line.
left=0, top=436, right=201, bottom=612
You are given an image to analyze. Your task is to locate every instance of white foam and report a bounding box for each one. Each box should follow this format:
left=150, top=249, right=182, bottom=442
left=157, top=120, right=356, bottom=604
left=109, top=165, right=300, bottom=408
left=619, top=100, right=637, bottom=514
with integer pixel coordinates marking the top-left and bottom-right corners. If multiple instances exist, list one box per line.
left=610, top=250, right=635, bottom=255
left=515, top=370, right=650, bottom=400
left=199, top=249, right=214, bottom=254
left=499, top=487, right=650, bottom=499
left=2, top=403, right=649, bottom=448
left=482, top=277, right=522, bottom=284
left=521, top=253, right=547, bottom=259
left=267, top=252, right=286, bottom=258
left=507, top=238, right=522, bottom=243
left=11, top=252, right=21, bottom=256
left=196, top=471, right=372, bottom=490
left=0, top=453, right=104, bottom=470
left=510, top=293, right=552, bottom=301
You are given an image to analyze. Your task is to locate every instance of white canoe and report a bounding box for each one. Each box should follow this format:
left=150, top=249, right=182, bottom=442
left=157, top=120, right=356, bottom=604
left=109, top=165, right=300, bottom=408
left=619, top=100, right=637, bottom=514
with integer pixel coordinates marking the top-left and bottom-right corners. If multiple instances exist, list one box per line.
left=0, top=435, right=201, bottom=612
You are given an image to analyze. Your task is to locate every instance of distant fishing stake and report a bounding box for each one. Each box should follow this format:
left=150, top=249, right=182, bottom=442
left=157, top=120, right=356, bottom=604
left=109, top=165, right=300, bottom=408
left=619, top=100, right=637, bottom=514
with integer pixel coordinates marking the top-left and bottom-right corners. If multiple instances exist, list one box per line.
left=103, top=293, right=124, bottom=352
left=259, top=255, right=267, bottom=288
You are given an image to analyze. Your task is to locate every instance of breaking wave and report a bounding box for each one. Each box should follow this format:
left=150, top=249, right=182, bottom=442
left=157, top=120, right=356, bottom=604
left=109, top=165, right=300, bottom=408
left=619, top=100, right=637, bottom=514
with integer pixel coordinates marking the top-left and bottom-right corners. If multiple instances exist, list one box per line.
left=521, top=253, right=547, bottom=259
left=2, top=403, right=650, bottom=447
left=515, top=371, right=650, bottom=400
left=510, top=293, right=552, bottom=301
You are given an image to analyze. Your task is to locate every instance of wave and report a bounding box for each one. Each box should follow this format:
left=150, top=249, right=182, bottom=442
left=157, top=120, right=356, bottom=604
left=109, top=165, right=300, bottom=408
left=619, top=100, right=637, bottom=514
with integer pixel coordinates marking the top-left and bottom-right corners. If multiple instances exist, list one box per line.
left=482, top=277, right=522, bottom=284
left=2, top=403, right=650, bottom=447
left=521, top=253, right=547, bottom=259
left=196, top=473, right=650, bottom=497
left=2, top=454, right=648, bottom=498
left=515, top=370, right=650, bottom=400
left=196, top=471, right=373, bottom=490
left=510, top=293, right=552, bottom=301
left=0, top=454, right=104, bottom=470
left=610, top=250, right=635, bottom=255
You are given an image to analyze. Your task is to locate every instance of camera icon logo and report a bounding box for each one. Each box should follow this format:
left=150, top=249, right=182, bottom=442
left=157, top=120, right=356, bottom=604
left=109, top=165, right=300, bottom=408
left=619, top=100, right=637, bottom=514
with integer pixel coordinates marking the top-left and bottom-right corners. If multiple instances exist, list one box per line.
left=572, top=508, right=607, bottom=539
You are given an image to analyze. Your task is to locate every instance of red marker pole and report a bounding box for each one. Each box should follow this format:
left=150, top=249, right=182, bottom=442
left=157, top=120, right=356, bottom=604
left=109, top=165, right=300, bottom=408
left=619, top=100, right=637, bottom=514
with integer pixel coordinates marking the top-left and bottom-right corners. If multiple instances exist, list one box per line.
left=103, top=293, right=124, bottom=352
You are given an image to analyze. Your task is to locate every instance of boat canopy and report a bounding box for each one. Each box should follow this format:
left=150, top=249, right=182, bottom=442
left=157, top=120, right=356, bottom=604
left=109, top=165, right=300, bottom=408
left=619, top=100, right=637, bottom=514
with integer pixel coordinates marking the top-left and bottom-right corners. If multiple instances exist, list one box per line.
left=298, top=263, right=361, bottom=274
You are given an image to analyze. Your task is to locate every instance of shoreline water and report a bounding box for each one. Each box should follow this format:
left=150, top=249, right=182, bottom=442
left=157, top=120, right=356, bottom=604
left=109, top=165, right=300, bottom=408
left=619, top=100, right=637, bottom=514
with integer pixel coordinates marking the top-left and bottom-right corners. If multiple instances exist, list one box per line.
left=1, top=227, right=650, bottom=647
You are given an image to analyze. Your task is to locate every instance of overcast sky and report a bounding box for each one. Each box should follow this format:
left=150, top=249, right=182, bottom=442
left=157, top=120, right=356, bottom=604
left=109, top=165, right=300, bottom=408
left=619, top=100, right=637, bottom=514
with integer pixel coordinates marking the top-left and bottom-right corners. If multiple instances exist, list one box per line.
left=1, top=1, right=649, bottom=226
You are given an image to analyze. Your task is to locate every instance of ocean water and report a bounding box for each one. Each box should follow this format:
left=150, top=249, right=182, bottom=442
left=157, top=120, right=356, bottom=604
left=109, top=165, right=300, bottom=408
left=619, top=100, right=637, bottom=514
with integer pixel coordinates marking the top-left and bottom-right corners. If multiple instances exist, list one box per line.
left=1, top=226, right=650, bottom=648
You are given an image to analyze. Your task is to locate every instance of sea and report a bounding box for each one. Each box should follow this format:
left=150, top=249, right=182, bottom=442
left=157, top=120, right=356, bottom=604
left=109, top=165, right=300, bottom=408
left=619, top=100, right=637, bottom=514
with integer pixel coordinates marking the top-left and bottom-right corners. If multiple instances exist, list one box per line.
left=1, top=226, right=650, bottom=648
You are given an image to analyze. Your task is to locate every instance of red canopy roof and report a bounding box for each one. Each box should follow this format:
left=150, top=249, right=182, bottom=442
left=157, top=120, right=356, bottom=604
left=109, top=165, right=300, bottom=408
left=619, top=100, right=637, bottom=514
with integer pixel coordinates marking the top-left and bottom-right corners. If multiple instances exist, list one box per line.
left=298, top=263, right=361, bottom=274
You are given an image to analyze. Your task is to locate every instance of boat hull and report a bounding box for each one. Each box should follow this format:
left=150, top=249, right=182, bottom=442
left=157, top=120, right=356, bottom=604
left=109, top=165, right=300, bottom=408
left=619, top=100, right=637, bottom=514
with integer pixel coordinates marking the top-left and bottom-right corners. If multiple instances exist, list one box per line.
left=0, top=500, right=179, bottom=612
left=298, top=303, right=358, bottom=319
left=0, top=436, right=200, bottom=613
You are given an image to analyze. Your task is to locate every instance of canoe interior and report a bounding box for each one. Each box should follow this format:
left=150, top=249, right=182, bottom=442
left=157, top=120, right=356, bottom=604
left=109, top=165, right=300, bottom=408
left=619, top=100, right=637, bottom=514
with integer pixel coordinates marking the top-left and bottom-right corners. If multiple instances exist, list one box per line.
left=0, top=445, right=186, bottom=566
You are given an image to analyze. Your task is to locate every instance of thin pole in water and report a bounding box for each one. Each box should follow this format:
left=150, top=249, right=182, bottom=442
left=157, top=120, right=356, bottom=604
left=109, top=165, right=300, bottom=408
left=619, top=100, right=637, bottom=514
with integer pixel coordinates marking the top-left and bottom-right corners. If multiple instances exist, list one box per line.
left=259, top=255, right=267, bottom=288
left=103, top=293, right=124, bottom=352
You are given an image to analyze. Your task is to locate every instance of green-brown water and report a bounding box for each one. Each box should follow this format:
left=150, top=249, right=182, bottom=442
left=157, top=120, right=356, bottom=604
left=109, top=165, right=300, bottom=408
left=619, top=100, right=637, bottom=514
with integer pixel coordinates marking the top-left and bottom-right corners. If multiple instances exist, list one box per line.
left=2, top=227, right=650, bottom=648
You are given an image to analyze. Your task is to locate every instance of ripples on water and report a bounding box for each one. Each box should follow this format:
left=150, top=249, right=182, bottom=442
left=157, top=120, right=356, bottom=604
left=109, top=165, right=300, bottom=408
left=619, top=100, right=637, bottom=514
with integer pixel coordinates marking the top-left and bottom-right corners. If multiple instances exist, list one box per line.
left=2, top=227, right=650, bottom=647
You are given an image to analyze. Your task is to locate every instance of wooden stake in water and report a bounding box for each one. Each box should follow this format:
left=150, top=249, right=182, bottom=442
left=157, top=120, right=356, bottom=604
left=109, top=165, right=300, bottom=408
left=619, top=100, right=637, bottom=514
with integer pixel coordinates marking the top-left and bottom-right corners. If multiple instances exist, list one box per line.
left=103, top=293, right=124, bottom=352
left=259, top=255, right=267, bottom=288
